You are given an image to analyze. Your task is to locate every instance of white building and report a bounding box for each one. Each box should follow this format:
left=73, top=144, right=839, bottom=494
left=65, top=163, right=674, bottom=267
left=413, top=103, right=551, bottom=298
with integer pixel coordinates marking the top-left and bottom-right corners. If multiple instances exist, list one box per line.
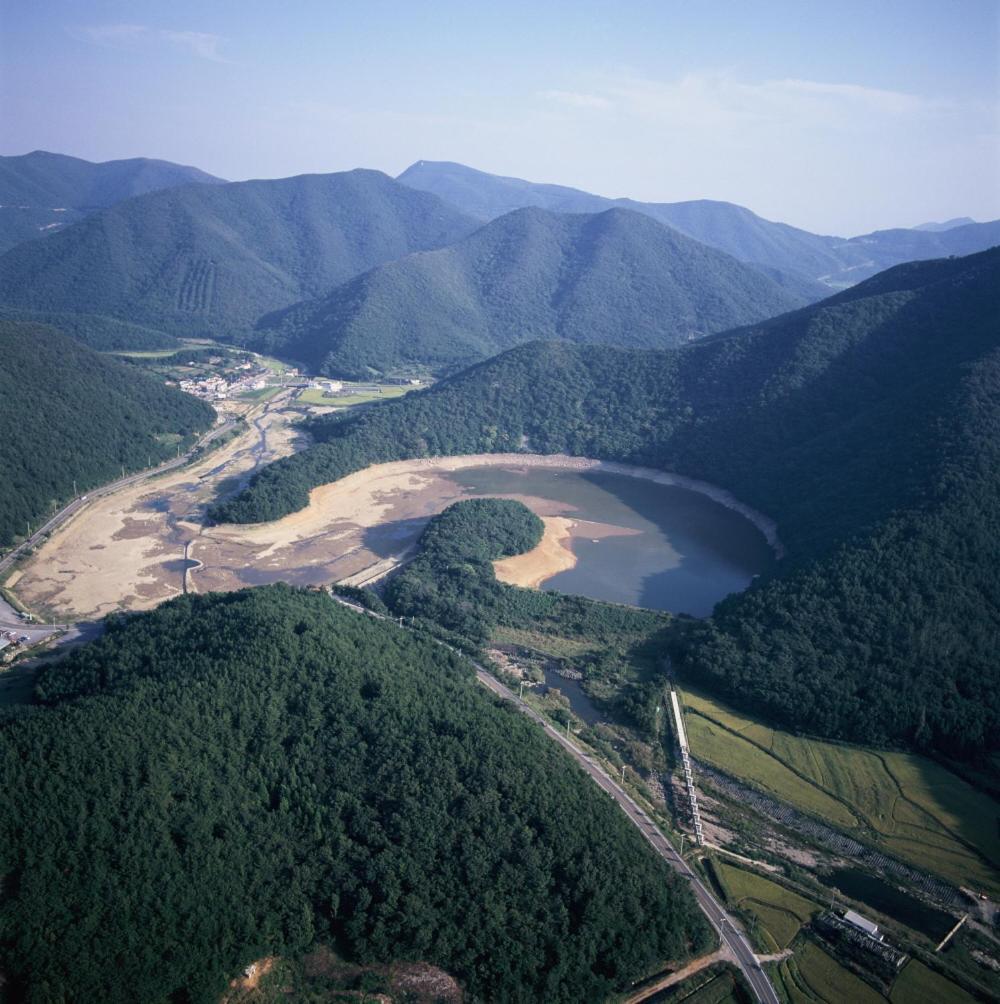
left=843, top=910, right=882, bottom=941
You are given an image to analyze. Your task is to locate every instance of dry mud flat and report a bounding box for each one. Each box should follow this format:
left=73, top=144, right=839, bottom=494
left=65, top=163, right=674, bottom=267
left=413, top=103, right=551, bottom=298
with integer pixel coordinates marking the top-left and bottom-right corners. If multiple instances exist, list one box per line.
left=13, top=451, right=780, bottom=622
left=11, top=402, right=302, bottom=621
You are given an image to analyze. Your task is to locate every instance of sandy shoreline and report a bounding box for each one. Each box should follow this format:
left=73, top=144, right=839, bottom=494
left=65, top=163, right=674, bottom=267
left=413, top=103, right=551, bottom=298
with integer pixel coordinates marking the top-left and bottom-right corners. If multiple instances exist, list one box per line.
left=494, top=516, right=577, bottom=588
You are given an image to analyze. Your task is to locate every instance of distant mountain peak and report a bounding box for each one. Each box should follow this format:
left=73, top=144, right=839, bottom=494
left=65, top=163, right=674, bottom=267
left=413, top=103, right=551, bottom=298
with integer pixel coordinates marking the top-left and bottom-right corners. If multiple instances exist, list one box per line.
left=912, top=216, right=976, bottom=232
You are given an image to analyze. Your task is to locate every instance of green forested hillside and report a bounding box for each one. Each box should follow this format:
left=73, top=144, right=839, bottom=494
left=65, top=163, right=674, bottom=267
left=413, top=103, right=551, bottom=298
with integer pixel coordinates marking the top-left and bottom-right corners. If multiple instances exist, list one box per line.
left=0, top=585, right=710, bottom=1002
left=0, top=321, right=214, bottom=547
left=253, top=206, right=807, bottom=377
left=0, top=170, right=477, bottom=337
left=0, top=306, right=177, bottom=350
left=0, top=149, right=223, bottom=208
left=212, top=249, right=1000, bottom=759
left=398, top=160, right=1000, bottom=288
left=386, top=498, right=544, bottom=641
left=0, top=149, right=224, bottom=253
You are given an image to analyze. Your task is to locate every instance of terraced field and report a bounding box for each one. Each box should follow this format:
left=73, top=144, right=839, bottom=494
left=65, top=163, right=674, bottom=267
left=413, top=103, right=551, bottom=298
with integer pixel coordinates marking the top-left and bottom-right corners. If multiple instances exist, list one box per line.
left=681, top=687, right=1000, bottom=894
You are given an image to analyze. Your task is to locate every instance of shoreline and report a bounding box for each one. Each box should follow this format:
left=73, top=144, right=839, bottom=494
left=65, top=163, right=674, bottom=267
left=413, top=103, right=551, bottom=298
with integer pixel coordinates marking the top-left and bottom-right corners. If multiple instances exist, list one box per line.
left=300, top=452, right=784, bottom=559
left=493, top=516, right=578, bottom=588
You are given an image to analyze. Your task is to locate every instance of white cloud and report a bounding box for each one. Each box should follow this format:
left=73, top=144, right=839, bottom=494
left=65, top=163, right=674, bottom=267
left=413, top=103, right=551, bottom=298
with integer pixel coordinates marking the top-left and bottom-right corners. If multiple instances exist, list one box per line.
left=78, top=23, right=149, bottom=46
left=541, top=89, right=612, bottom=110
left=159, top=30, right=230, bottom=64
left=542, top=71, right=949, bottom=130
left=766, top=78, right=939, bottom=115
left=74, top=24, right=232, bottom=63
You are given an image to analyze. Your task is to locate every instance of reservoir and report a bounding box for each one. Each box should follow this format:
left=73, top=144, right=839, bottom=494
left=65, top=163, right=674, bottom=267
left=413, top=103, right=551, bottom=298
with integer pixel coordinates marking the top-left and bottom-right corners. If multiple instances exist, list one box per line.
left=445, top=465, right=775, bottom=616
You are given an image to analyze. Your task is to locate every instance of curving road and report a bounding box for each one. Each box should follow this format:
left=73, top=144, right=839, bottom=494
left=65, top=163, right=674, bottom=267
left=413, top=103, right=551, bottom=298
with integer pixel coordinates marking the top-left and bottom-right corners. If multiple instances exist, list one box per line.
left=330, top=595, right=780, bottom=1004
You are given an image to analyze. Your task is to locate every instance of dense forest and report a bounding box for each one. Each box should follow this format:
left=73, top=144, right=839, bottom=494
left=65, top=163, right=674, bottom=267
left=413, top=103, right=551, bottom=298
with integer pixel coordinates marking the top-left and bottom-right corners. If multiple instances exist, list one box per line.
left=0, top=170, right=477, bottom=338
left=0, top=585, right=711, bottom=1002
left=0, top=306, right=178, bottom=350
left=0, top=149, right=224, bottom=254
left=0, top=321, right=214, bottom=547
left=252, top=206, right=805, bottom=378
left=386, top=498, right=544, bottom=641
left=212, top=249, right=1000, bottom=759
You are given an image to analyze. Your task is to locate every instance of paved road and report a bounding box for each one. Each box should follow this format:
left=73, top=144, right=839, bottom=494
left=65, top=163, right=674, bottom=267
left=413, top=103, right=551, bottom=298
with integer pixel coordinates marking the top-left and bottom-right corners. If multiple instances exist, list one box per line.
left=330, top=595, right=780, bottom=1004
left=475, top=671, right=780, bottom=1004
left=0, top=420, right=236, bottom=579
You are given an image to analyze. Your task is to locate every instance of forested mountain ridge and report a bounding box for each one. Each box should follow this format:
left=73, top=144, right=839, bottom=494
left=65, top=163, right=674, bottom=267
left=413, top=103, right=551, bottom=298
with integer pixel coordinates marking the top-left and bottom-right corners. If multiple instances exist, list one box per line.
left=0, top=170, right=478, bottom=337
left=398, top=160, right=1000, bottom=289
left=0, top=149, right=223, bottom=207
left=212, top=249, right=1000, bottom=759
left=0, top=585, right=711, bottom=1002
left=0, top=306, right=179, bottom=351
left=252, top=205, right=809, bottom=377
left=0, top=149, right=224, bottom=254
left=0, top=320, right=214, bottom=547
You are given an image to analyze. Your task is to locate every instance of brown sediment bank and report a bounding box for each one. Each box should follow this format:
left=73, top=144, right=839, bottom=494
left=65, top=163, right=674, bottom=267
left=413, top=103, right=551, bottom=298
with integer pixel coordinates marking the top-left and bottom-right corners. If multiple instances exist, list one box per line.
left=493, top=516, right=641, bottom=589
left=494, top=516, right=577, bottom=588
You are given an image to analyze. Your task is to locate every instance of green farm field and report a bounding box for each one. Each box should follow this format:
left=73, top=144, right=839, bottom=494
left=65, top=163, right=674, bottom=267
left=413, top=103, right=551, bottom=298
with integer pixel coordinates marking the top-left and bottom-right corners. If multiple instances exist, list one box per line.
left=296, top=384, right=414, bottom=408
left=888, top=959, right=978, bottom=1004
left=775, top=941, right=884, bottom=1004
left=714, top=862, right=820, bottom=951
left=681, top=688, right=1000, bottom=894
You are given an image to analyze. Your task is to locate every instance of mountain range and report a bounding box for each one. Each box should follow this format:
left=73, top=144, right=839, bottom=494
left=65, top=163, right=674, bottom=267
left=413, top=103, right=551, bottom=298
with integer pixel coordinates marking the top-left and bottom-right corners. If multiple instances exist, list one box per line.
left=2, top=153, right=995, bottom=374
left=253, top=204, right=809, bottom=378
left=0, top=169, right=478, bottom=337
left=397, top=160, right=1000, bottom=288
left=216, top=247, right=1000, bottom=760
left=0, top=150, right=224, bottom=254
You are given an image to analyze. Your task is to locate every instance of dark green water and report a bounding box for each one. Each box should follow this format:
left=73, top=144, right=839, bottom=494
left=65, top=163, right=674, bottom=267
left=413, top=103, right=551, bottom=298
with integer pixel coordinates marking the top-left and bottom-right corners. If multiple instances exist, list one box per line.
left=818, top=868, right=954, bottom=940
left=446, top=466, right=775, bottom=616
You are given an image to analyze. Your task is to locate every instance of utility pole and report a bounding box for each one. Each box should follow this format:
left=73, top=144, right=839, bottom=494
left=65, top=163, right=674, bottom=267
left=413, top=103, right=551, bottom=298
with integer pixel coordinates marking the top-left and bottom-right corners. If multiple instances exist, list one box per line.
left=679, top=833, right=685, bottom=855
left=518, top=679, right=524, bottom=700
left=72, top=479, right=77, bottom=497
left=620, top=763, right=626, bottom=785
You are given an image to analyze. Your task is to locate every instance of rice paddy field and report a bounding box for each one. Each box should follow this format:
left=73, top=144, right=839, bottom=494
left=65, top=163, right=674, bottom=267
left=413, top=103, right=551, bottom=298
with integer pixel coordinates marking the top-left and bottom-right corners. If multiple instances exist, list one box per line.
left=709, top=862, right=984, bottom=1004
left=774, top=941, right=885, bottom=1004
left=296, top=384, right=414, bottom=408
left=887, top=959, right=979, bottom=1004
left=713, top=862, right=820, bottom=951
left=680, top=687, right=1000, bottom=894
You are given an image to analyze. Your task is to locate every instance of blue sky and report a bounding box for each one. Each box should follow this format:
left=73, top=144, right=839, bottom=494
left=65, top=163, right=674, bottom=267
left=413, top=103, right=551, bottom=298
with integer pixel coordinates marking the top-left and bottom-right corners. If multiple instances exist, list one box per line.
left=1, top=0, right=997, bottom=234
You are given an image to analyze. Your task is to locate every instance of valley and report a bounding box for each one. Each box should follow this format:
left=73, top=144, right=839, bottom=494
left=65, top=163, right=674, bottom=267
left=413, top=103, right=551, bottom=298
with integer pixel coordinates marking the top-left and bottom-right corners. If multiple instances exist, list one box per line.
left=2, top=17, right=998, bottom=996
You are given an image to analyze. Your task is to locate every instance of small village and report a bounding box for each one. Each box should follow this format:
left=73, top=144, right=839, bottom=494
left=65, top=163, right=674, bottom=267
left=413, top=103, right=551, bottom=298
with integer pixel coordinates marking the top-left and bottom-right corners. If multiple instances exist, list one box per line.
left=168, top=354, right=292, bottom=401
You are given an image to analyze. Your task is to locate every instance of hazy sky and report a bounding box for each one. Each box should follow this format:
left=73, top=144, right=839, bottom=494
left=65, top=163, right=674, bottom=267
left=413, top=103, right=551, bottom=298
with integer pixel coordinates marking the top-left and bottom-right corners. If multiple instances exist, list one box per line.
left=2, top=0, right=998, bottom=235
